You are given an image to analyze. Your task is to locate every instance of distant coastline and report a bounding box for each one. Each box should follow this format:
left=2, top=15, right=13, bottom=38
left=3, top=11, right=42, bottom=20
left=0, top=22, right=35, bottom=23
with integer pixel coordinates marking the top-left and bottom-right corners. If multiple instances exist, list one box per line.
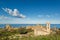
left=0, top=24, right=60, bottom=28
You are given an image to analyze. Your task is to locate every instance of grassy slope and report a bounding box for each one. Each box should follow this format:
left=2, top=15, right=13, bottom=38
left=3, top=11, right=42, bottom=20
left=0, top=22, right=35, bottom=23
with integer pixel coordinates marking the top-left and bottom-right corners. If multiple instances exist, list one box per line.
left=19, top=34, right=60, bottom=40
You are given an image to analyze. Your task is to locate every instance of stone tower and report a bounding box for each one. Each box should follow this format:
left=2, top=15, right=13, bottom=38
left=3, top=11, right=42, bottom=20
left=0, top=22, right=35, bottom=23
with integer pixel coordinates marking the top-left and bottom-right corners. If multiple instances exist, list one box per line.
left=46, top=22, right=50, bottom=33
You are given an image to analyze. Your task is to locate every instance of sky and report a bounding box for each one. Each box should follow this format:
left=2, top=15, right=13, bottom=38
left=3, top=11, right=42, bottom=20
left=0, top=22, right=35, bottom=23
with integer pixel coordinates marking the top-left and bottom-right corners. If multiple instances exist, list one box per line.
left=0, top=0, right=60, bottom=24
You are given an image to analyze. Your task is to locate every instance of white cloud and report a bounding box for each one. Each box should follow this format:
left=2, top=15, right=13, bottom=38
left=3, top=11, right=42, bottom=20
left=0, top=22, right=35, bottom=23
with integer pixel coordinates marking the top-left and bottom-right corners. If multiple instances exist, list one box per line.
left=2, top=8, right=26, bottom=18
left=46, top=15, right=50, bottom=18
left=0, top=15, right=9, bottom=19
left=38, top=15, right=43, bottom=18
left=38, top=14, right=51, bottom=18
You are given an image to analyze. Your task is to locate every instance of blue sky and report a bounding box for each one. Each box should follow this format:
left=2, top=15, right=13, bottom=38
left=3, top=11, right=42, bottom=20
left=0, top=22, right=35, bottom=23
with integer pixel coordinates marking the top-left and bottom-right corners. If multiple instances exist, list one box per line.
left=0, top=0, right=60, bottom=24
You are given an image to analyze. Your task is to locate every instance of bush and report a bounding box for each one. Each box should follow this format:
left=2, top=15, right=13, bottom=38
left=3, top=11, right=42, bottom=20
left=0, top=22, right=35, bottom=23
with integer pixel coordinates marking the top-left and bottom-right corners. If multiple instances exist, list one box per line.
left=18, top=28, right=27, bottom=34
left=56, top=30, right=60, bottom=35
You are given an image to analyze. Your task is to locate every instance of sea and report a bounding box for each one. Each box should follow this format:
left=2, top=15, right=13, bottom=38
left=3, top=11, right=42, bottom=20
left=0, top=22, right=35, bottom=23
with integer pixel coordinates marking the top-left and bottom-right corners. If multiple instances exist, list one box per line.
left=0, top=24, right=60, bottom=28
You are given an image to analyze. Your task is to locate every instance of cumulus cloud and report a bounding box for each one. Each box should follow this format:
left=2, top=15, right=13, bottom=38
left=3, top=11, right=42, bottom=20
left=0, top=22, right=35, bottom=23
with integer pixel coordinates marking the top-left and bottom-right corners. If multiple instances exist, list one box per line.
left=2, top=8, right=26, bottom=18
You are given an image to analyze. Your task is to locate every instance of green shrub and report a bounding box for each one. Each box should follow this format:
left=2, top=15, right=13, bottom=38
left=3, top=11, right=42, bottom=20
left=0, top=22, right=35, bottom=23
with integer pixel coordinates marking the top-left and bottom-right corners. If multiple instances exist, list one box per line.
left=18, top=28, right=27, bottom=34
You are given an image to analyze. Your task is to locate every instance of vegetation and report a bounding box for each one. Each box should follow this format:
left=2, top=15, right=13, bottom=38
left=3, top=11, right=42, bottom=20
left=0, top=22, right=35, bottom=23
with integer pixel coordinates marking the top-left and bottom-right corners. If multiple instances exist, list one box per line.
left=18, top=27, right=28, bottom=34
left=0, top=27, right=60, bottom=40
left=19, top=34, right=60, bottom=40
